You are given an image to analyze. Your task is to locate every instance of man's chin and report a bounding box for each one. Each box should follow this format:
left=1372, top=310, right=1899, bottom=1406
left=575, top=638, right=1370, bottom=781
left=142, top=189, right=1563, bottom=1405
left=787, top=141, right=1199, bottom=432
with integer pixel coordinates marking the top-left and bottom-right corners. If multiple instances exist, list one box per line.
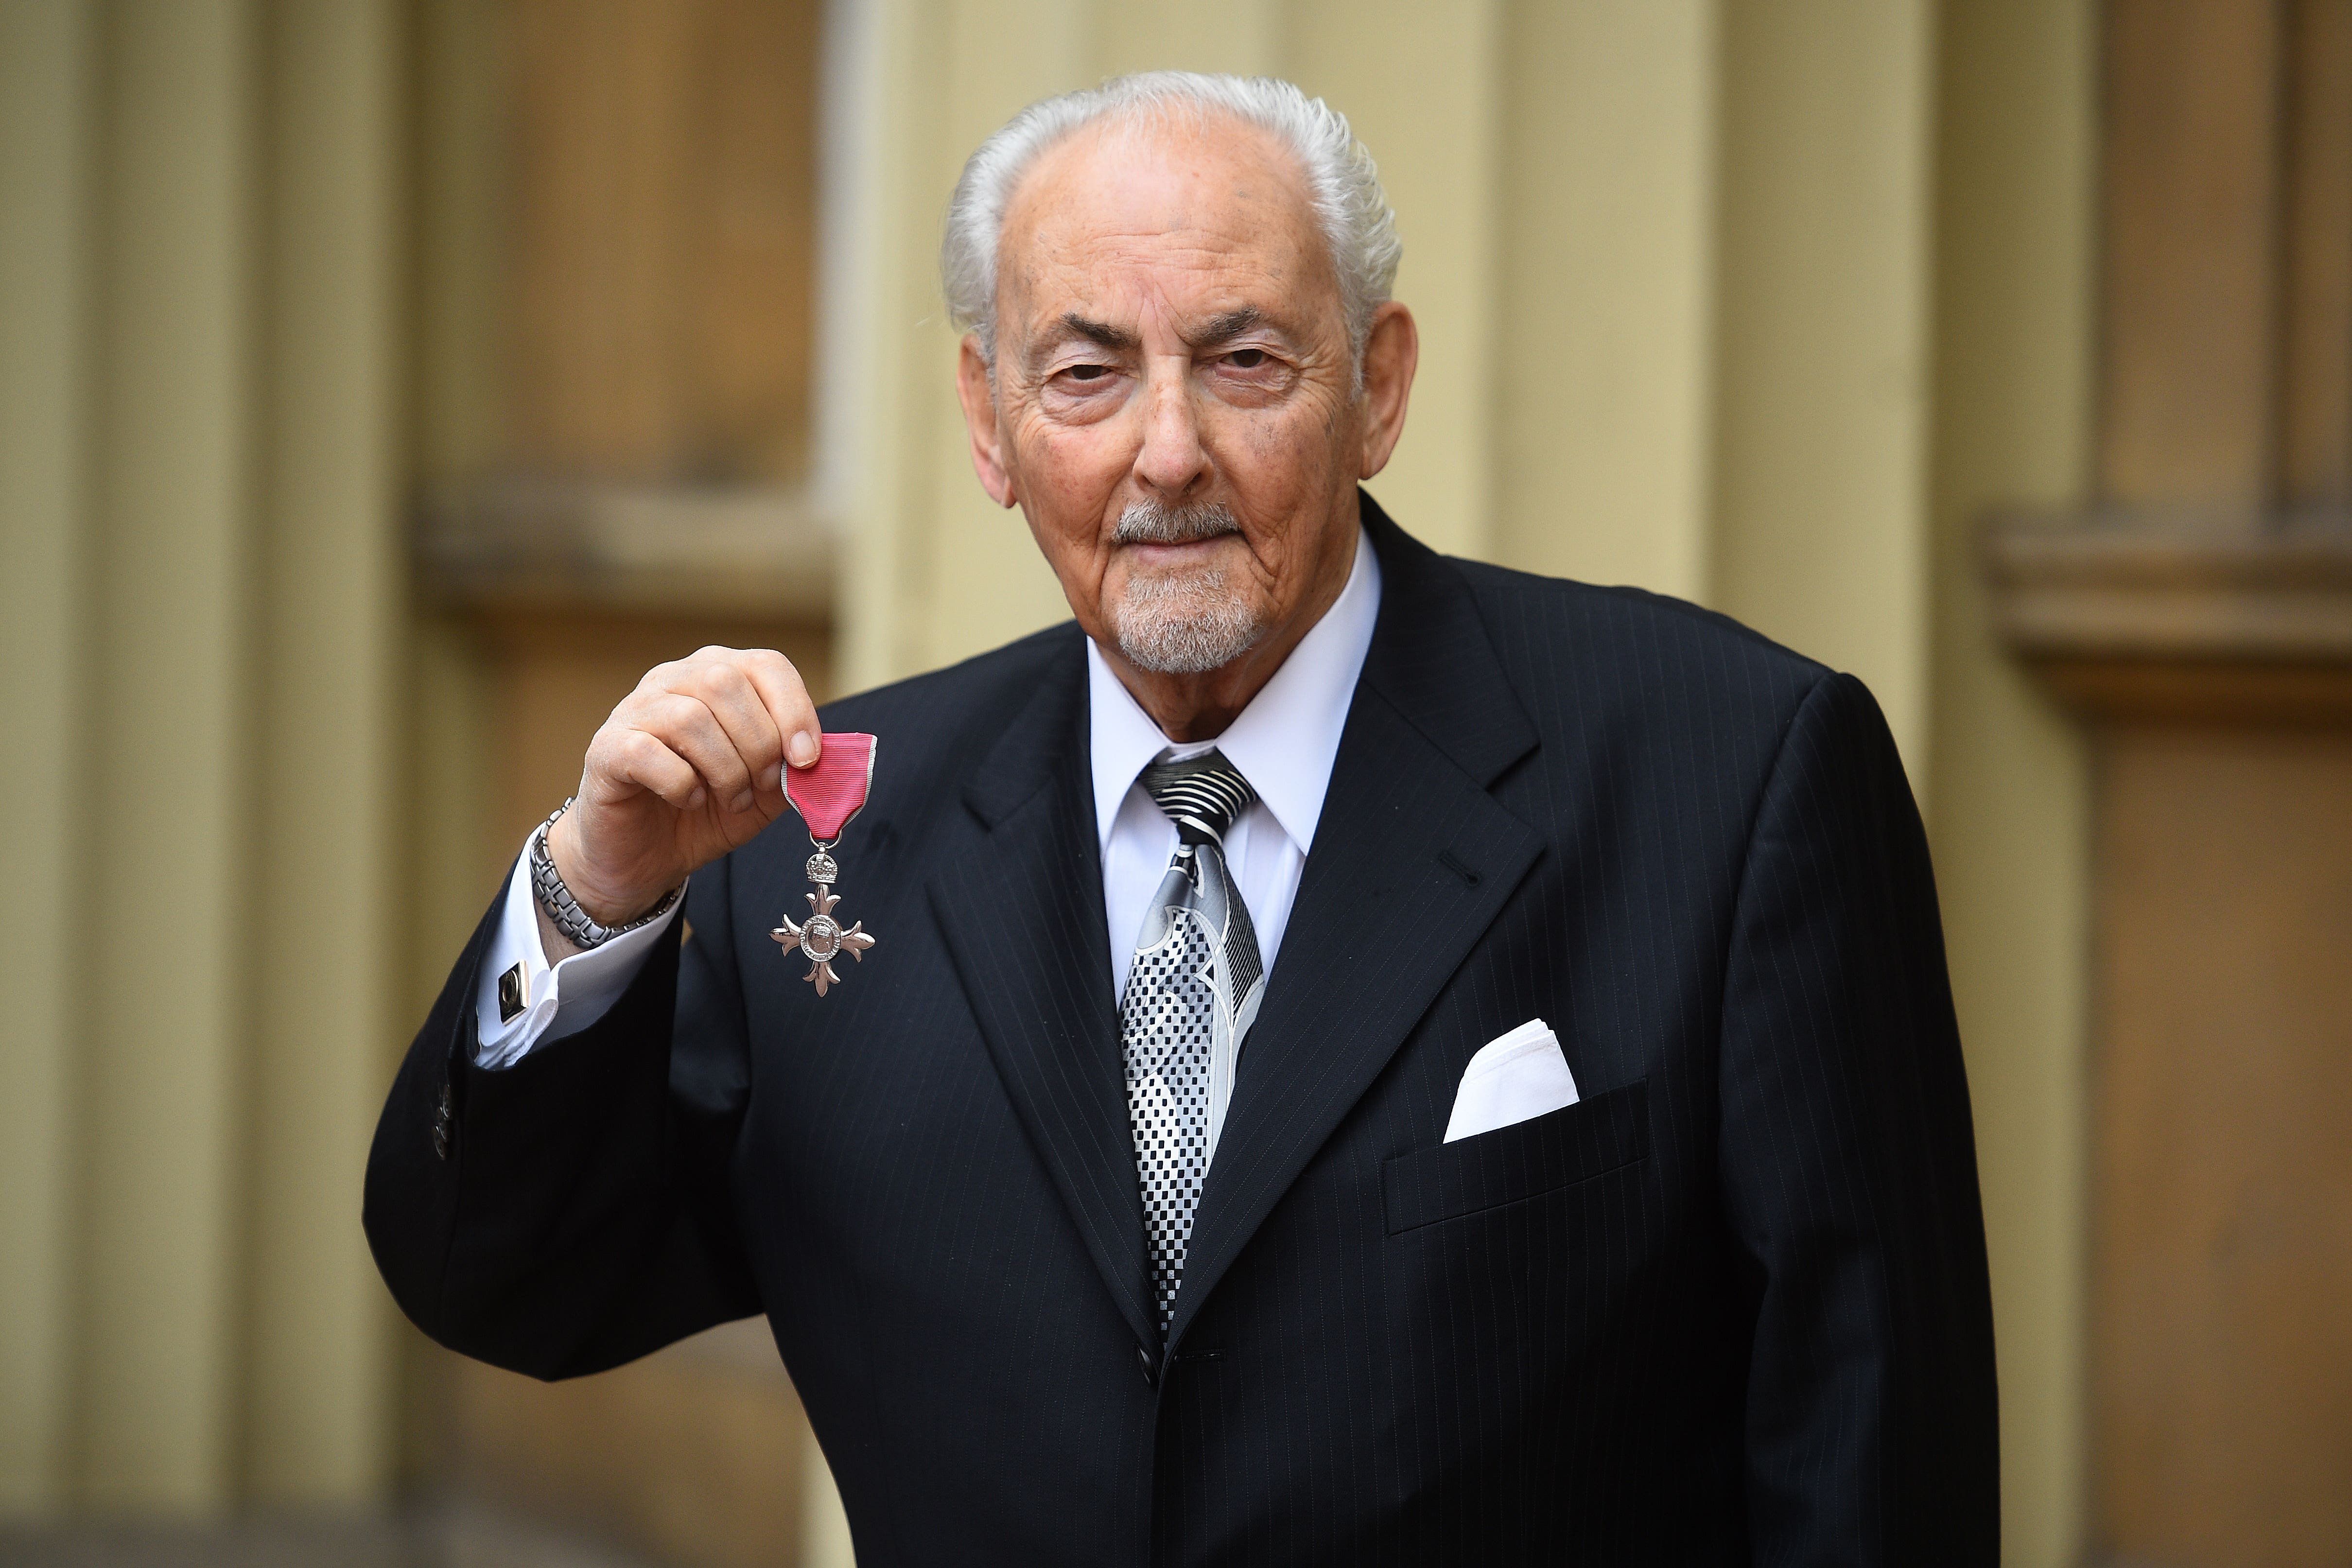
left=1108, top=578, right=1267, bottom=676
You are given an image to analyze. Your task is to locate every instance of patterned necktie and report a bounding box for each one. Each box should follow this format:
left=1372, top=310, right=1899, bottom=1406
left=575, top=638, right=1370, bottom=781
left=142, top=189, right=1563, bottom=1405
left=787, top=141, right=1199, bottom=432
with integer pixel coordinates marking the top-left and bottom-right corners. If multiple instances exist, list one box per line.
left=1122, top=749, right=1267, bottom=1337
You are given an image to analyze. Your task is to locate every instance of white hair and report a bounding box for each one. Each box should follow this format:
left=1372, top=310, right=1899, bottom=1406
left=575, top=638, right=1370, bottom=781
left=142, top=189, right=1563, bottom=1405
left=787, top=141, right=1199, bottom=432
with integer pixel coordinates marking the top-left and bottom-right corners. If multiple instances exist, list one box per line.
left=941, top=71, right=1402, bottom=380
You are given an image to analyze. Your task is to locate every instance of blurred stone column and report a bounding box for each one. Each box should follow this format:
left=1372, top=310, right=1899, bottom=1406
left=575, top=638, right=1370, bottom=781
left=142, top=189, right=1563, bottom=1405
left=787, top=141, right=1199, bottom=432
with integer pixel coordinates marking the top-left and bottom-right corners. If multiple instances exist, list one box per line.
left=1709, top=0, right=1938, bottom=774
left=1290, top=0, right=1505, bottom=563
left=80, top=0, right=261, bottom=1512
left=1494, top=0, right=1719, bottom=606
left=245, top=0, right=401, bottom=1509
left=0, top=0, right=100, bottom=1517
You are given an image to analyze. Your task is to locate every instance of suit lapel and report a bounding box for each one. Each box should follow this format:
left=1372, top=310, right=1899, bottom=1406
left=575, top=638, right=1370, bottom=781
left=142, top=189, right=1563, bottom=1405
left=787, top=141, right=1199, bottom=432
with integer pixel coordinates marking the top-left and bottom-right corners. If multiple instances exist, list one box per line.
left=1167, top=502, right=1542, bottom=1348
left=926, top=637, right=1158, bottom=1351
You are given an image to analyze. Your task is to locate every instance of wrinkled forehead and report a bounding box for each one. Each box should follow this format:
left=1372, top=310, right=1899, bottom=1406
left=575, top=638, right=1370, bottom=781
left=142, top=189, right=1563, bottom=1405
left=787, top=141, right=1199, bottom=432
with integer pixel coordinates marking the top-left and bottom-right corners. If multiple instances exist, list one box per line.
left=994, top=115, right=1343, bottom=338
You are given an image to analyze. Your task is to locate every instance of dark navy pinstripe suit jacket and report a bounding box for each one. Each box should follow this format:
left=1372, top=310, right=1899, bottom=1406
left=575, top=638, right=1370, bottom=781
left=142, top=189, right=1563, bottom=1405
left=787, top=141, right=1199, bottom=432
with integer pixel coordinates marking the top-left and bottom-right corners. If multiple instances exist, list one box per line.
left=367, top=497, right=1999, bottom=1565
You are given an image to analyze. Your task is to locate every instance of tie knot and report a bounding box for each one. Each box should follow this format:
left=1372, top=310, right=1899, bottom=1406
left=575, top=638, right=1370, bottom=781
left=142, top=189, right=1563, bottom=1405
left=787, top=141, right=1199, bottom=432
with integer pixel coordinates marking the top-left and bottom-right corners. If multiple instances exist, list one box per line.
left=1139, top=749, right=1257, bottom=846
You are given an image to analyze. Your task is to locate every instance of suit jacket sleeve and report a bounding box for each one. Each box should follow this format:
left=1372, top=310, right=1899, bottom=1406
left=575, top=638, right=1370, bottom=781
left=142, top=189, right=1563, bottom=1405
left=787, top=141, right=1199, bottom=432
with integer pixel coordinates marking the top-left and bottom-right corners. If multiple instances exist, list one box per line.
left=363, top=849, right=761, bottom=1379
left=1718, top=672, right=2000, bottom=1564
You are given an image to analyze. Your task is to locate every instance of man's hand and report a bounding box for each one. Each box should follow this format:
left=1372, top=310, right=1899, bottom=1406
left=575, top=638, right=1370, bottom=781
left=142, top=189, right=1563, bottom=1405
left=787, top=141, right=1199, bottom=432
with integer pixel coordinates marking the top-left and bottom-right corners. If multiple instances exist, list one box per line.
left=544, top=647, right=820, bottom=943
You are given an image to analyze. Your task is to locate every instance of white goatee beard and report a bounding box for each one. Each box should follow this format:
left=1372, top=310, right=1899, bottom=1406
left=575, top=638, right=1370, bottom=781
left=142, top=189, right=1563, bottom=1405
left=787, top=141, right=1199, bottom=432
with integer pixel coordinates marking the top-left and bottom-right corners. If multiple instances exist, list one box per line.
left=1106, top=500, right=1269, bottom=676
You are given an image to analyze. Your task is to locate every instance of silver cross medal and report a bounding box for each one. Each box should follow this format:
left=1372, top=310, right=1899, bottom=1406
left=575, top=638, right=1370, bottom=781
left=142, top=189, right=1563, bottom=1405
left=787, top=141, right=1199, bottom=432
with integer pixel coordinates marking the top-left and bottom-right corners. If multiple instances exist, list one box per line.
left=771, top=843, right=875, bottom=996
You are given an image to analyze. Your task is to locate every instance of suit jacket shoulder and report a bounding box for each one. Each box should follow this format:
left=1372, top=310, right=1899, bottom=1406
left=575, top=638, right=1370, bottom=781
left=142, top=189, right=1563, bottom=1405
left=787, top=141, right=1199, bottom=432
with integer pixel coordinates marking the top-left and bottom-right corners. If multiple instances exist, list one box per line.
left=1444, top=551, right=1833, bottom=735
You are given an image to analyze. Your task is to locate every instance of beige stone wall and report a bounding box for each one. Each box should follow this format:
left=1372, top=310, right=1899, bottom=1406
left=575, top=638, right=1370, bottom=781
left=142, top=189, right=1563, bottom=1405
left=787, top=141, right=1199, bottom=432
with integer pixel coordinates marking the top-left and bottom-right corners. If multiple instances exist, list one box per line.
left=0, top=0, right=401, bottom=1518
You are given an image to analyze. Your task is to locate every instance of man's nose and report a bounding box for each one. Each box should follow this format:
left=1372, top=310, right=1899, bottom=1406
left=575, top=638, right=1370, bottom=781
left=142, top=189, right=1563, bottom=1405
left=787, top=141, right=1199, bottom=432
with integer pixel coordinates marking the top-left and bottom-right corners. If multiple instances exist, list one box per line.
left=1132, top=360, right=1209, bottom=499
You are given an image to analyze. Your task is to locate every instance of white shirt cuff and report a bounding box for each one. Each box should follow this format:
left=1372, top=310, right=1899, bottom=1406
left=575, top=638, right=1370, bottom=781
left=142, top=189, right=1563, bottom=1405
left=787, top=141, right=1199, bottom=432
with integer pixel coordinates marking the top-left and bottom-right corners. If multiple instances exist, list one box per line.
left=472, top=833, right=684, bottom=1070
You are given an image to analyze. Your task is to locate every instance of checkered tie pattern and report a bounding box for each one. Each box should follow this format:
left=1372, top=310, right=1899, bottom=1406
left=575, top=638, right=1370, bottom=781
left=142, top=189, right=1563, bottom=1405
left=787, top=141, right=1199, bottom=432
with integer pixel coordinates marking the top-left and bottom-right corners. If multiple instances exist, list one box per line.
left=1122, top=749, right=1266, bottom=1337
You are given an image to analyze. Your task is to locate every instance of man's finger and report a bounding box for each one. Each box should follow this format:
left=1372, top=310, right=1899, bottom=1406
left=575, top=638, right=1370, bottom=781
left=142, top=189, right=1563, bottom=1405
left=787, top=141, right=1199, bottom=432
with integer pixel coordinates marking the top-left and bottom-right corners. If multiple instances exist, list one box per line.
left=609, top=728, right=704, bottom=810
left=638, top=692, right=757, bottom=811
left=671, top=656, right=784, bottom=808
left=736, top=649, right=821, bottom=777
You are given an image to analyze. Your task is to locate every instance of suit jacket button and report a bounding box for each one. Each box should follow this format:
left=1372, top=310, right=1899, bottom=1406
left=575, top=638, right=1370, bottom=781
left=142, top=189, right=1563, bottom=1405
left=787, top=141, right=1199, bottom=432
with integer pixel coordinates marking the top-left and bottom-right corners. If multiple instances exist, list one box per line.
left=1136, top=1344, right=1157, bottom=1387
left=433, top=1084, right=453, bottom=1160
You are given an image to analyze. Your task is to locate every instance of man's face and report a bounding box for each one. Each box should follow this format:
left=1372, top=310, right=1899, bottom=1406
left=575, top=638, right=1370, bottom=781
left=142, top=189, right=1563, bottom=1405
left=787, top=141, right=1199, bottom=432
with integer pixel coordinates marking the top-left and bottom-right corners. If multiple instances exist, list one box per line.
left=958, top=115, right=1410, bottom=681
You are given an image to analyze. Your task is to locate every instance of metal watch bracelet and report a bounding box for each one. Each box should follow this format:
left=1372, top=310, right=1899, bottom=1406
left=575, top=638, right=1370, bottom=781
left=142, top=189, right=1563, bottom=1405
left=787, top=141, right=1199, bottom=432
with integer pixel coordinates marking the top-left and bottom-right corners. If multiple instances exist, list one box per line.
left=529, top=798, right=681, bottom=950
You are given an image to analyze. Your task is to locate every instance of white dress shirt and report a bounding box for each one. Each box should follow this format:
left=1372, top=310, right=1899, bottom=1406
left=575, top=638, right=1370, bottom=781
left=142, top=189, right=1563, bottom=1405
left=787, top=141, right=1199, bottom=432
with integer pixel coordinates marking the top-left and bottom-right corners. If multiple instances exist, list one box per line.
left=473, top=525, right=1381, bottom=1068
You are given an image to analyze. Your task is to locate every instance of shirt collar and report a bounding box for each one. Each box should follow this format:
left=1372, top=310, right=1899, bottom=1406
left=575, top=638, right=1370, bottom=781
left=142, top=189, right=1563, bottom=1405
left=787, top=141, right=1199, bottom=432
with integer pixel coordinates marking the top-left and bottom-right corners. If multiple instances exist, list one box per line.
left=1088, top=523, right=1383, bottom=857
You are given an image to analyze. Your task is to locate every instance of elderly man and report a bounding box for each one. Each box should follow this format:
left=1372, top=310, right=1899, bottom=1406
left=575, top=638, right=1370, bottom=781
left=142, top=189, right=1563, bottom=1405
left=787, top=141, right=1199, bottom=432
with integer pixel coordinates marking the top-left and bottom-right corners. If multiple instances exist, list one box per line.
left=368, top=73, right=1997, bottom=1564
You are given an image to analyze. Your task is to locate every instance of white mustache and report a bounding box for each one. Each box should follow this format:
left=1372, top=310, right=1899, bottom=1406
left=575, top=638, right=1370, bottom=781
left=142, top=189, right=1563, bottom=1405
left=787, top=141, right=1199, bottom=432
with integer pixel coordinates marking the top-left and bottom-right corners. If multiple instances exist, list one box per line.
left=1113, top=500, right=1241, bottom=547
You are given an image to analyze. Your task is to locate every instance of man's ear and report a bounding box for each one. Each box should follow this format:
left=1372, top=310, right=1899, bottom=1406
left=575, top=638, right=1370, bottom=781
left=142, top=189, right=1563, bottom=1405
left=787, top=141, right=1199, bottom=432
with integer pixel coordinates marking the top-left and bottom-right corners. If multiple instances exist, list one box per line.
left=1355, top=301, right=1419, bottom=481
left=957, top=334, right=1019, bottom=508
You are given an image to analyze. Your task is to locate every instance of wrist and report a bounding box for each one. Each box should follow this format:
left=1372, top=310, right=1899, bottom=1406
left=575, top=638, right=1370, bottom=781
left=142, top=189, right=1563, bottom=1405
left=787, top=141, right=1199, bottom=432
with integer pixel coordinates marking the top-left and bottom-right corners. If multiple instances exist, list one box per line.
left=546, top=804, right=668, bottom=926
left=533, top=801, right=680, bottom=948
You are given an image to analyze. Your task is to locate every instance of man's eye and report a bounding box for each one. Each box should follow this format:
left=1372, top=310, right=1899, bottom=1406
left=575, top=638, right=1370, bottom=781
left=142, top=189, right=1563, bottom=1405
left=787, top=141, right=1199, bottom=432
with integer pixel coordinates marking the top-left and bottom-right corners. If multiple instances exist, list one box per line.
left=1063, top=363, right=1112, bottom=382
left=1225, top=348, right=1269, bottom=369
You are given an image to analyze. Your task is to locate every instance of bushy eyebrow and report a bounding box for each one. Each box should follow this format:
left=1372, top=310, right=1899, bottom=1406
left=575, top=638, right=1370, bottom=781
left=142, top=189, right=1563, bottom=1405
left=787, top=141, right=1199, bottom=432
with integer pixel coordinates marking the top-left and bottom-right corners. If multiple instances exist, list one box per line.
left=1185, top=307, right=1266, bottom=349
left=1033, top=305, right=1279, bottom=368
left=1055, top=313, right=1141, bottom=352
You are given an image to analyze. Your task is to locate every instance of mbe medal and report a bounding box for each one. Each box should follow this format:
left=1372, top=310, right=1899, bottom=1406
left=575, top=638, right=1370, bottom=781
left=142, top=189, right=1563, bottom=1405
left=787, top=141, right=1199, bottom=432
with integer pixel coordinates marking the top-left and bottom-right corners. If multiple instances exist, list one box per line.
left=772, top=732, right=879, bottom=996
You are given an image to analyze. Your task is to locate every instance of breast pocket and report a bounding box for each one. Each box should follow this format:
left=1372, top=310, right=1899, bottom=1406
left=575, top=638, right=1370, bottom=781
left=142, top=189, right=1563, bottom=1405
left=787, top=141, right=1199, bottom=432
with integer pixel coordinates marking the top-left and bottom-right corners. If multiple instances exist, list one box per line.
left=1381, top=1079, right=1650, bottom=1234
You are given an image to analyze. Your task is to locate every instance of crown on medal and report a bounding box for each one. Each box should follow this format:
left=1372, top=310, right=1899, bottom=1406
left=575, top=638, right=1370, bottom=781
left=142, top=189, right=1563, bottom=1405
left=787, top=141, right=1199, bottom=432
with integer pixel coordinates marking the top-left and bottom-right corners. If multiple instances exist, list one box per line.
left=806, top=850, right=839, bottom=885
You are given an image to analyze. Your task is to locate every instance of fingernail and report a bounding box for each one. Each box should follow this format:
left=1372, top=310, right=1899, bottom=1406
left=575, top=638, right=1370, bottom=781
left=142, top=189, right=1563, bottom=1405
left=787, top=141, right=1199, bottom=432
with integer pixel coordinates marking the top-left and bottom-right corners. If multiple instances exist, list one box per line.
left=732, top=790, right=756, bottom=814
left=686, top=786, right=707, bottom=811
left=788, top=731, right=819, bottom=768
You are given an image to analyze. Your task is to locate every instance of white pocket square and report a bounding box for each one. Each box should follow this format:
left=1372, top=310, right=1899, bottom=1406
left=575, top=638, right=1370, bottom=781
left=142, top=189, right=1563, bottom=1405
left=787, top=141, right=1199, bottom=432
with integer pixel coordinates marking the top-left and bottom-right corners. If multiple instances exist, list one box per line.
left=1444, top=1018, right=1580, bottom=1143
